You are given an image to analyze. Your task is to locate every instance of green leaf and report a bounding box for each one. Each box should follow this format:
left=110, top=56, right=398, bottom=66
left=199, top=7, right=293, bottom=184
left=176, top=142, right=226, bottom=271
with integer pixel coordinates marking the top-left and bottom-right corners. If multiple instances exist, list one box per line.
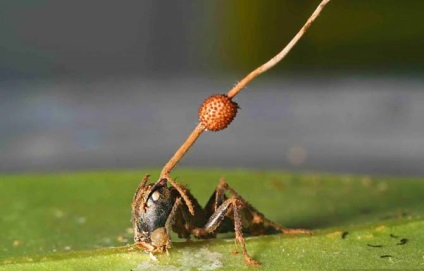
left=1, top=169, right=423, bottom=270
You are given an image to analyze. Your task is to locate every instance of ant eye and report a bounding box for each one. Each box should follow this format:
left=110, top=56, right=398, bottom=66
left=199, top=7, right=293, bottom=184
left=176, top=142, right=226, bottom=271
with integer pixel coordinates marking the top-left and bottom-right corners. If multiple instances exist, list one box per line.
left=146, top=191, right=160, bottom=207
left=151, top=191, right=160, bottom=202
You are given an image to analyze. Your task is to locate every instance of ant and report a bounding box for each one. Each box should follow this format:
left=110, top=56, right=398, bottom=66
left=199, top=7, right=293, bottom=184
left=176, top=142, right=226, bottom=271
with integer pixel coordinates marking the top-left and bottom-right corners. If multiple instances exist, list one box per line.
left=132, top=175, right=311, bottom=266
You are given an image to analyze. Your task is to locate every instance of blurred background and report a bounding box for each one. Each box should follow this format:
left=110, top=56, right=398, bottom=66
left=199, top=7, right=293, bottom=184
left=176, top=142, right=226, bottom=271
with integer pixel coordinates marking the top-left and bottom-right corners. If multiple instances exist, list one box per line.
left=1, top=0, right=423, bottom=176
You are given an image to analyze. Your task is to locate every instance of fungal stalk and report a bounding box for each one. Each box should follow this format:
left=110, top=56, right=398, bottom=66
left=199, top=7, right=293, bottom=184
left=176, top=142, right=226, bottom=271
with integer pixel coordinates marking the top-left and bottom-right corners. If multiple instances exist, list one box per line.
left=160, top=0, right=331, bottom=194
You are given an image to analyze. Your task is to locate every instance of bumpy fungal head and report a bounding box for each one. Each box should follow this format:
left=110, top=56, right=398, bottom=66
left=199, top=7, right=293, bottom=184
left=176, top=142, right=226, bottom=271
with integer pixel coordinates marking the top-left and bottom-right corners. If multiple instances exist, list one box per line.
left=198, top=94, right=239, bottom=131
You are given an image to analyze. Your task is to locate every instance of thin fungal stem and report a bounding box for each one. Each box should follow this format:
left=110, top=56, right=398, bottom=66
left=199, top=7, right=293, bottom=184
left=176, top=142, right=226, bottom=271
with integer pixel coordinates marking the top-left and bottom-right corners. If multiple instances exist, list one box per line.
left=160, top=0, right=331, bottom=180
left=160, top=123, right=204, bottom=178
left=227, top=0, right=331, bottom=99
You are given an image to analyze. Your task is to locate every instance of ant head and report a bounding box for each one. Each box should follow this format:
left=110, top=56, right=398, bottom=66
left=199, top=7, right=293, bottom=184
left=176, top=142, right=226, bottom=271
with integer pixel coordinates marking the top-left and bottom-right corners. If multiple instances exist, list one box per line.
left=131, top=176, right=176, bottom=253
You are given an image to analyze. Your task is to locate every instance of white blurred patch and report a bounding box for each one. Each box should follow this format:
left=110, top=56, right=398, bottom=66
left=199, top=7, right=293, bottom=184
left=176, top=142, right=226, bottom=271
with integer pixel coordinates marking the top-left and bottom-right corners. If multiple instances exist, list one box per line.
left=133, top=247, right=223, bottom=271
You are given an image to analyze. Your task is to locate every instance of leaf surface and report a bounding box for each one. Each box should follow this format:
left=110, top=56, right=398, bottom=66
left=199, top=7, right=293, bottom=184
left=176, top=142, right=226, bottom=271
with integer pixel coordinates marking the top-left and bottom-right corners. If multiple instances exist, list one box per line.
left=1, top=169, right=423, bottom=270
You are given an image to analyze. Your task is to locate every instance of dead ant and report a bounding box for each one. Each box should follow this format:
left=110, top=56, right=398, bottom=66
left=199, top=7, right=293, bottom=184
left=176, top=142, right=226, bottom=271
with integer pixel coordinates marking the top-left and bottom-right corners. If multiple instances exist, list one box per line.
left=132, top=175, right=311, bottom=266
left=131, top=0, right=330, bottom=266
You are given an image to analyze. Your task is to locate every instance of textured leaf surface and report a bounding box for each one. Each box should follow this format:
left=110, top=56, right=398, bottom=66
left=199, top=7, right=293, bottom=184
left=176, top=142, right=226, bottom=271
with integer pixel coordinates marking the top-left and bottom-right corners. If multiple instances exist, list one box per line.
left=1, top=169, right=423, bottom=270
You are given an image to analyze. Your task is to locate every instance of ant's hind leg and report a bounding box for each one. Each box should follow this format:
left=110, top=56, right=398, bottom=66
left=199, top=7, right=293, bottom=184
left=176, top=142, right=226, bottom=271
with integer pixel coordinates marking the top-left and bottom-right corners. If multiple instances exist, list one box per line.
left=215, top=178, right=312, bottom=236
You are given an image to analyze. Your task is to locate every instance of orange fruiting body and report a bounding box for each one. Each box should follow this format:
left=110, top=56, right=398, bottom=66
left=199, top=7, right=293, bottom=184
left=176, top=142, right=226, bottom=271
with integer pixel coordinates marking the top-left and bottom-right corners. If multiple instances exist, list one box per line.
left=198, top=94, right=238, bottom=131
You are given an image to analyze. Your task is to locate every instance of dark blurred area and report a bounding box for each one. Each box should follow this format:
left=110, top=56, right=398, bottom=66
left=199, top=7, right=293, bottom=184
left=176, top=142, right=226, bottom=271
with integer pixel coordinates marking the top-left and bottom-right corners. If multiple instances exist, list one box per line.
left=1, top=1, right=423, bottom=176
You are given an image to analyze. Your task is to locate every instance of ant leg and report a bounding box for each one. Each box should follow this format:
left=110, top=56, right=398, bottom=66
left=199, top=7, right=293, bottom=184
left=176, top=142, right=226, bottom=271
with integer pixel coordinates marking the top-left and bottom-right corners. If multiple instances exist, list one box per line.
left=163, top=198, right=183, bottom=250
left=192, top=197, right=259, bottom=266
left=165, top=176, right=196, bottom=216
left=131, top=175, right=150, bottom=215
left=233, top=199, right=260, bottom=266
left=193, top=178, right=311, bottom=265
left=169, top=192, right=208, bottom=240
left=218, top=178, right=312, bottom=236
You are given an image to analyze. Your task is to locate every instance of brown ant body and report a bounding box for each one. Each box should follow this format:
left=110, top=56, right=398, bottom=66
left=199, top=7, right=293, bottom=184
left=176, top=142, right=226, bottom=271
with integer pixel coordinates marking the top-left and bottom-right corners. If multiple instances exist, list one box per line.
left=132, top=175, right=310, bottom=266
